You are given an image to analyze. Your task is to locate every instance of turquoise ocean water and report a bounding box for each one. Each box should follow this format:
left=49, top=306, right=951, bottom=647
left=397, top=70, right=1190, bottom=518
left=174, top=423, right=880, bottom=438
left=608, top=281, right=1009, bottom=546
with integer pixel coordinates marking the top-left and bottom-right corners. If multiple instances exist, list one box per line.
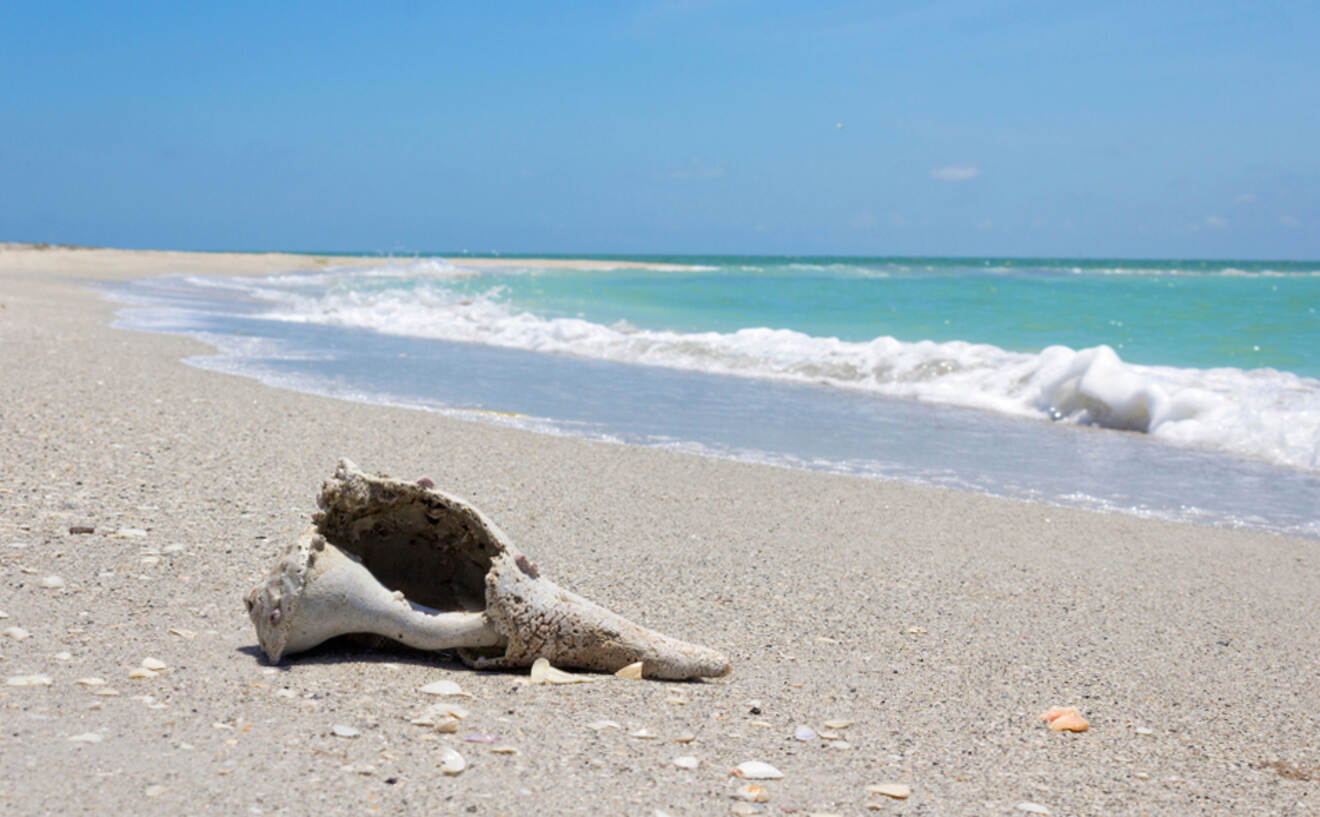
left=103, top=255, right=1320, bottom=537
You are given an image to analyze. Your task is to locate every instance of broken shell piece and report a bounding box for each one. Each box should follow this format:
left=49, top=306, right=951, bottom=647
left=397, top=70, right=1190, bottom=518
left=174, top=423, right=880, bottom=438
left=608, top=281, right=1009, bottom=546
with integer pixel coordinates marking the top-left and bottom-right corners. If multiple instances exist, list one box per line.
left=7, top=674, right=53, bottom=686
left=245, top=460, right=731, bottom=680
left=76, top=677, right=106, bottom=686
left=673, top=755, right=700, bottom=770
left=127, top=667, right=158, bottom=679
left=3, top=626, right=31, bottom=640
left=439, top=746, right=466, bottom=776
left=39, top=575, right=66, bottom=590
left=141, top=657, right=167, bottom=672
left=419, top=680, right=471, bottom=697
left=615, top=661, right=644, bottom=680
left=732, top=761, right=783, bottom=780
left=1041, top=707, right=1089, bottom=732
left=530, top=657, right=593, bottom=685
left=733, top=784, right=769, bottom=802
left=867, top=783, right=911, bottom=799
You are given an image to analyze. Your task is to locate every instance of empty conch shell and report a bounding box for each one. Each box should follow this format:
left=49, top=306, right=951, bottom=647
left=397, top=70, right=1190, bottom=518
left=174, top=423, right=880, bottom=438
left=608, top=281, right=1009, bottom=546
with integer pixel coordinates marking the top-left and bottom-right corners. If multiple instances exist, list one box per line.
left=245, top=459, right=731, bottom=680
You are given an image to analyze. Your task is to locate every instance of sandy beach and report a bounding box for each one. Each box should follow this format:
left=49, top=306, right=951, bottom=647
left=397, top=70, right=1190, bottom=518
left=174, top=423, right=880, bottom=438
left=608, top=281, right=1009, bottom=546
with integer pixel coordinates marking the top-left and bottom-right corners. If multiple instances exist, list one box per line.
left=0, top=245, right=1316, bottom=816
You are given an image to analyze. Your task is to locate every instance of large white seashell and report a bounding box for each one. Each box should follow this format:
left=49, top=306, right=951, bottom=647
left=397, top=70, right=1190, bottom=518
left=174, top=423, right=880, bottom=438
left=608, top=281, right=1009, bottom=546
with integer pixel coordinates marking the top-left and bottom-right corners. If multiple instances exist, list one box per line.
left=245, top=459, right=731, bottom=680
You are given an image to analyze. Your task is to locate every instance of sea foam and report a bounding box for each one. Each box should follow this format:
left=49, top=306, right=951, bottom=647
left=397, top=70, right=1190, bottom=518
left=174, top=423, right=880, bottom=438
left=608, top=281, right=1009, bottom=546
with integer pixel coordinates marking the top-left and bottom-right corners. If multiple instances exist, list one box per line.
left=236, top=266, right=1320, bottom=472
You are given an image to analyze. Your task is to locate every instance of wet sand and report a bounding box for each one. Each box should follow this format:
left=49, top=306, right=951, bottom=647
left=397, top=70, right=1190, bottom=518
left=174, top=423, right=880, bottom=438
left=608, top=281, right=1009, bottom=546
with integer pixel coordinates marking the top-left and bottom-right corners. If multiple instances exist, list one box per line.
left=1, top=245, right=1316, bottom=816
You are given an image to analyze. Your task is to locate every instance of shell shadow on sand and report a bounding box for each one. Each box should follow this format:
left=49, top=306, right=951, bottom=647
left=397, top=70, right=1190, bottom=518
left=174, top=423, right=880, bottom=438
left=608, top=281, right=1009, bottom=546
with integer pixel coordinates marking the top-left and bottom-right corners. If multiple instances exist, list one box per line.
left=245, top=459, right=731, bottom=681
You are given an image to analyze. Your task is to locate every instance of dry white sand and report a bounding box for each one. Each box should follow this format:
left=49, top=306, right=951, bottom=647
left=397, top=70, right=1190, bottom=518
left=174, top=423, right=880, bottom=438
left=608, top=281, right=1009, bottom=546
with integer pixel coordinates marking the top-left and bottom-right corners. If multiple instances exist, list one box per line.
left=0, top=245, right=1316, bottom=816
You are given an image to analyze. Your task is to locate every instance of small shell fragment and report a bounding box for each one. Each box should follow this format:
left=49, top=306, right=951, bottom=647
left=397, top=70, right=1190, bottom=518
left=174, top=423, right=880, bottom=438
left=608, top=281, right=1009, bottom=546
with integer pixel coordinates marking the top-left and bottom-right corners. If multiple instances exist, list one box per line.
left=141, top=657, right=167, bottom=672
left=731, top=761, right=784, bottom=780
left=1134, top=726, right=1154, bottom=736
left=127, top=667, right=158, bottom=679
left=615, top=661, right=644, bottom=680
left=588, top=720, right=621, bottom=731
left=490, top=745, right=519, bottom=755
left=68, top=732, right=104, bottom=743
left=419, top=679, right=472, bottom=697
left=92, top=688, right=120, bottom=697
left=39, top=575, right=66, bottom=590
left=1041, top=707, right=1089, bottom=732
left=331, top=724, right=361, bottom=738
left=169, top=628, right=197, bottom=639
left=674, top=732, right=697, bottom=743
left=439, top=746, right=466, bottom=776
left=673, top=755, right=700, bottom=770
left=1016, top=803, right=1050, bottom=815
left=629, top=728, right=660, bottom=740
left=867, top=783, right=911, bottom=799
left=0, top=610, right=8, bottom=619
left=530, top=657, right=593, bottom=685
left=3, top=626, right=31, bottom=640
left=7, top=674, right=53, bottom=686
left=823, top=719, right=853, bottom=729
left=793, top=724, right=817, bottom=741
left=144, top=784, right=167, bottom=797
left=729, top=804, right=765, bottom=816
left=76, top=677, right=107, bottom=686
left=732, top=783, right=769, bottom=802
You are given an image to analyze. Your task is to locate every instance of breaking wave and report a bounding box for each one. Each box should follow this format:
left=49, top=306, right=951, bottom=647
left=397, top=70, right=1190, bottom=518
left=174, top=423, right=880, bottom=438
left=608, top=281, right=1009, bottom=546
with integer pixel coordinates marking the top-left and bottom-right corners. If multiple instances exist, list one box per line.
left=241, top=270, right=1320, bottom=472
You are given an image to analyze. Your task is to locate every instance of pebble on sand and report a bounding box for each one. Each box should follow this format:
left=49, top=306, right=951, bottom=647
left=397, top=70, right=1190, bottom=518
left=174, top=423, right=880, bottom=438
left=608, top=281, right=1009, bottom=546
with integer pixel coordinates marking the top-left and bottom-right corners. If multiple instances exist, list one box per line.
left=1040, top=707, right=1089, bottom=732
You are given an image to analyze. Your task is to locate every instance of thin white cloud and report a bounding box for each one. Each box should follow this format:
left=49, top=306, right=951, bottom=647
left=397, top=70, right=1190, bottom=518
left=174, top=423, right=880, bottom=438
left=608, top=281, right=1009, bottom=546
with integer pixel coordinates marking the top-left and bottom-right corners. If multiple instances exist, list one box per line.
left=1205, top=215, right=1228, bottom=229
left=1235, top=192, right=1258, bottom=204
left=931, top=165, right=979, bottom=182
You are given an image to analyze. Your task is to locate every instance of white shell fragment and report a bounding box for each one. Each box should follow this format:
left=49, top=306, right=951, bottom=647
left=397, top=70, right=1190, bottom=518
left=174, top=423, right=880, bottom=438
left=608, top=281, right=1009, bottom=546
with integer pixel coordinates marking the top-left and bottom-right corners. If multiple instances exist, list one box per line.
left=1016, top=803, right=1051, bottom=815
left=3, top=626, right=31, bottom=640
left=76, top=677, right=106, bottom=686
left=68, top=732, right=104, bottom=743
left=615, top=661, right=644, bottom=680
left=127, top=667, right=158, bottom=679
left=793, top=724, right=817, bottom=741
left=0, top=610, right=8, bottom=618
left=823, top=719, right=853, bottom=729
left=7, top=674, right=53, bottom=686
left=588, top=720, right=621, bottom=731
left=419, top=679, right=472, bottom=697
left=144, top=785, right=167, bottom=798
left=867, top=783, right=911, bottom=799
left=731, top=761, right=784, bottom=780
left=39, top=575, right=66, bottom=589
left=673, top=755, right=700, bottom=770
left=331, top=724, right=361, bottom=738
left=141, top=657, right=168, bottom=672
left=439, top=746, right=467, bottom=776
left=169, top=628, right=197, bottom=639
left=629, top=728, right=660, bottom=740
left=530, top=657, right=593, bottom=685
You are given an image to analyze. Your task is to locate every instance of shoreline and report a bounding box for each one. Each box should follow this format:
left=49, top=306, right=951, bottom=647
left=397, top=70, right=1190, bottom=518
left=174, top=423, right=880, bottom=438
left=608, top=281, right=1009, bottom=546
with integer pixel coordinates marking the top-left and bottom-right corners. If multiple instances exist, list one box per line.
left=1, top=246, right=1316, bottom=815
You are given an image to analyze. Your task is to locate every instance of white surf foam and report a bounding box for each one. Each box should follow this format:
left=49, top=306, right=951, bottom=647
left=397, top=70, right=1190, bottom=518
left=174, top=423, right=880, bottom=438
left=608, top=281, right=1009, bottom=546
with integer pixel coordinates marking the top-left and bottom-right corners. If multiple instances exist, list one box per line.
left=237, top=267, right=1320, bottom=473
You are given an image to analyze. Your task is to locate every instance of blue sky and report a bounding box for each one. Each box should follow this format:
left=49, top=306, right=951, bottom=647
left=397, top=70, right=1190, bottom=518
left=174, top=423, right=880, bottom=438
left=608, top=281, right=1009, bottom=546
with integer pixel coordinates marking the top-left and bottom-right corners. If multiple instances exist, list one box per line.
left=2, top=1, right=1317, bottom=258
